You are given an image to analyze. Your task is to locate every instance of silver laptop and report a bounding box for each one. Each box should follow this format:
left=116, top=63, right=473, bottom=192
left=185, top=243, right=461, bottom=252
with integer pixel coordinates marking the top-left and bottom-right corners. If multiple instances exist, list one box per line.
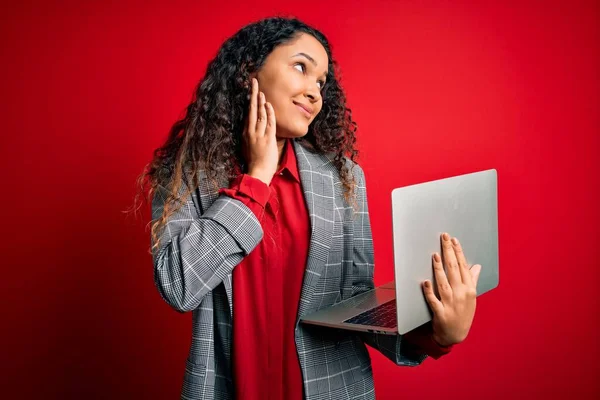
left=300, top=169, right=499, bottom=335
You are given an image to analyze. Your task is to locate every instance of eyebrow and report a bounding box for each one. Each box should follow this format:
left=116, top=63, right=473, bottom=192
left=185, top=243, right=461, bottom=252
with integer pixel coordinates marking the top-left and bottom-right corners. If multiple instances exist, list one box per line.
left=291, top=52, right=329, bottom=77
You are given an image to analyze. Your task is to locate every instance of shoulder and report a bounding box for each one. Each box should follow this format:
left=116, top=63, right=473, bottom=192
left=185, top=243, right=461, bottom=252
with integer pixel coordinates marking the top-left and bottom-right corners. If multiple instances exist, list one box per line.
left=334, top=154, right=365, bottom=184
left=293, top=138, right=366, bottom=186
left=346, top=158, right=365, bottom=180
left=303, top=141, right=365, bottom=175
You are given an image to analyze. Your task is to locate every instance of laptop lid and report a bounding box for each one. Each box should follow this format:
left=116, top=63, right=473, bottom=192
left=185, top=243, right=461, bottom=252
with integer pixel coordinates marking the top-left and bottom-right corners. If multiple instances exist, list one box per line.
left=391, top=169, right=499, bottom=334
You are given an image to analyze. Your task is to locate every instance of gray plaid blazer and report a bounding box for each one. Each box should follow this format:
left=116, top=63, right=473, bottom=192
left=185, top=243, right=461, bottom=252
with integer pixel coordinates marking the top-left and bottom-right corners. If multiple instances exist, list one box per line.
left=151, top=139, right=429, bottom=400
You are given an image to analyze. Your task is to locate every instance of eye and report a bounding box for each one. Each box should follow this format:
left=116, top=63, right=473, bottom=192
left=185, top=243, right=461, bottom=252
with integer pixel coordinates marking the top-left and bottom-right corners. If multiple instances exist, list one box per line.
left=294, top=62, right=326, bottom=90
left=293, top=62, right=305, bottom=73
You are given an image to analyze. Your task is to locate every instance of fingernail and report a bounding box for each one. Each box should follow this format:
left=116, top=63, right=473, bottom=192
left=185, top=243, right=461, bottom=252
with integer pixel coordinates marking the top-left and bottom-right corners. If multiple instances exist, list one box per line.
left=433, top=253, right=440, bottom=262
left=451, top=238, right=458, bottom=245
left=442, top=233, right=449, bottom=240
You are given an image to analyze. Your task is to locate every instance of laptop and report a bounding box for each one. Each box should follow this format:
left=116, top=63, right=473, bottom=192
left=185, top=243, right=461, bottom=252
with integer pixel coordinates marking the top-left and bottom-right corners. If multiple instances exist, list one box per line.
left=300, top=169, right=499, bottom=335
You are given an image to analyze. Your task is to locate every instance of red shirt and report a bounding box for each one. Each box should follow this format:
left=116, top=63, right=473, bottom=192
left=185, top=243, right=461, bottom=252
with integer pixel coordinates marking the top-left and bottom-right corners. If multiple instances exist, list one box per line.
left=219, top=139, right=452, bottom=399
left=220, top=139, right=308, bottom=400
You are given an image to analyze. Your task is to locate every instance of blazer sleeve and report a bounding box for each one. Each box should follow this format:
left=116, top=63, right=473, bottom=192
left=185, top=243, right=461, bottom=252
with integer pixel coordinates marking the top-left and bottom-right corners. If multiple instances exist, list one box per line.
left=349, top=164, right=436, bottom=366
left=151, top=180, right=264, bottom=313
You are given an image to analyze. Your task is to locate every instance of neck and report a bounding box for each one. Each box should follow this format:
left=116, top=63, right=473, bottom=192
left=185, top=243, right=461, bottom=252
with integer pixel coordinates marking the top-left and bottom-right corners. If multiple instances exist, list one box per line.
left=276, top=137, right=287, bottom=169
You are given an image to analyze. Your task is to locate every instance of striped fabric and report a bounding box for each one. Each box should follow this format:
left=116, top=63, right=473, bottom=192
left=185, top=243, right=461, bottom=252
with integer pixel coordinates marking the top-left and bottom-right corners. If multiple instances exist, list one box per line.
left=151, top=139, right=428, bottom=400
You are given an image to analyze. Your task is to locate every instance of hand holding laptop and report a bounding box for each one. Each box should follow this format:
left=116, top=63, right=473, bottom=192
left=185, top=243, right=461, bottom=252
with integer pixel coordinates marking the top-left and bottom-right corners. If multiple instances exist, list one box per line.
left=300, top=169, right=498, bottom=338
left=422, top=232, right=482, bottom=347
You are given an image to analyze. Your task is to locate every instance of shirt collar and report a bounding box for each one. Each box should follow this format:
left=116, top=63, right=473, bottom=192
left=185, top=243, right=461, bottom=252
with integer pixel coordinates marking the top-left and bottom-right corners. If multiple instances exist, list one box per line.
left=277, top=138, right=301, bottom=183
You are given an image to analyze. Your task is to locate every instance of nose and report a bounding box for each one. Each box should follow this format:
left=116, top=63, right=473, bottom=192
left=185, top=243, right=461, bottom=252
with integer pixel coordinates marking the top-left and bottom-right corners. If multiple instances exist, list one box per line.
left=305, top=82, right=322, bottom=103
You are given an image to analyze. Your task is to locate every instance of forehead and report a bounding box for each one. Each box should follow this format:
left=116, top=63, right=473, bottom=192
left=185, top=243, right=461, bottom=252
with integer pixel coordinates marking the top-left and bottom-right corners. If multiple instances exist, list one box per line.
left=269, top=33, right=329, bottom=68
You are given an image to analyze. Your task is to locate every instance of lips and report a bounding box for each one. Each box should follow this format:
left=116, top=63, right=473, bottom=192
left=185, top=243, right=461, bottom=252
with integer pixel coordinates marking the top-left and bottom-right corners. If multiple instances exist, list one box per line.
left=293, top=101, right=313, bottom=118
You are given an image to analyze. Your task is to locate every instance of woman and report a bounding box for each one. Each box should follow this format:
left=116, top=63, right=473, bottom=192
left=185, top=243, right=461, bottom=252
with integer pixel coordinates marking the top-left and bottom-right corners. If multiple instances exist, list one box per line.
left=139, top=16, right=481, bottom=400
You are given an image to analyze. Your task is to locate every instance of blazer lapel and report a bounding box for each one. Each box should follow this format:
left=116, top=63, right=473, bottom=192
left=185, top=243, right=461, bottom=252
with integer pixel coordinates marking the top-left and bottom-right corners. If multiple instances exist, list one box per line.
left=292, top=140, right=335, bottom=318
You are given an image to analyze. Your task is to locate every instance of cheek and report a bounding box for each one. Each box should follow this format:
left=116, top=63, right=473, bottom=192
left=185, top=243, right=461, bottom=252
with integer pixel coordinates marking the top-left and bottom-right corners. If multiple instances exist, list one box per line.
left=315, top=103, right=323, bottom=116
left=264, top=70, right=299, bottom=93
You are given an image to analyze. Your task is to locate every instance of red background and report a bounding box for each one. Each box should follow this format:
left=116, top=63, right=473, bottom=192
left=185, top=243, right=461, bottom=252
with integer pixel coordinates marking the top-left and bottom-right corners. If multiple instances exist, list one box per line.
left=1, top=0, right=598, bottom=398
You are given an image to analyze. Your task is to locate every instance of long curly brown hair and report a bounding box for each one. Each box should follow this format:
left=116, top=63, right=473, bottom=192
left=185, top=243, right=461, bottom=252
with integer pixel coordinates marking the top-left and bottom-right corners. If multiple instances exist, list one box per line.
left=134, top=16, right=360, bottom=253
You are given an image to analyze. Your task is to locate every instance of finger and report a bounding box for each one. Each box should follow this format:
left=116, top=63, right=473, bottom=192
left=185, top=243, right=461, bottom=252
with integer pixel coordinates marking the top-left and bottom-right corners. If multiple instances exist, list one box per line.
left=265, top=102, right=276, bottom=136
left=470, top=264, right=482, bottom=289
left=422, top=280, right=444, bottom=316
left=247, top=78, right=258, bottom=135
left=451, top=237, right=473, bottom=287
left=441, top=233, right=461, bottom=287
left=256, top=92, right=267, bottom=136
left=432, top=252, right=453, bottom=303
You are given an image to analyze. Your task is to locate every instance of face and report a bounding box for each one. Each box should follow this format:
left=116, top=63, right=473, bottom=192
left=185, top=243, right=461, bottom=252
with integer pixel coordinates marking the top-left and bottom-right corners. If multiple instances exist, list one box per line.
left=254, top=33, right=329, bottom=139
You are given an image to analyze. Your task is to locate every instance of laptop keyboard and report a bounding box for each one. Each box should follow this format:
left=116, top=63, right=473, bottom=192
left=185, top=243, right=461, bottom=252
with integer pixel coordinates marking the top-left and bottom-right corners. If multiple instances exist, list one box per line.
left=343, top=299, right=397, bottom=328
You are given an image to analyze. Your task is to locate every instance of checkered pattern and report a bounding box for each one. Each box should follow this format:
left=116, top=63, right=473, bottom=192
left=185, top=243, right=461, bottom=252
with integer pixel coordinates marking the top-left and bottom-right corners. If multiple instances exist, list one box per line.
left=151, top=140, right=428, bottom=400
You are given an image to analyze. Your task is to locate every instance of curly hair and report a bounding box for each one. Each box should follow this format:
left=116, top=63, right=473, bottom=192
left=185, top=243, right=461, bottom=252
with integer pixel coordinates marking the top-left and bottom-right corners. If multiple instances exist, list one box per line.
left=134, top=16, right=360, bottom=254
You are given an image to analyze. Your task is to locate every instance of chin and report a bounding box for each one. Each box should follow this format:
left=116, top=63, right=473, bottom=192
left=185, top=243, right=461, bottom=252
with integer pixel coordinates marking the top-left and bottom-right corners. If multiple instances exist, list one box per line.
left=277, top=123, right=310, bottom=139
